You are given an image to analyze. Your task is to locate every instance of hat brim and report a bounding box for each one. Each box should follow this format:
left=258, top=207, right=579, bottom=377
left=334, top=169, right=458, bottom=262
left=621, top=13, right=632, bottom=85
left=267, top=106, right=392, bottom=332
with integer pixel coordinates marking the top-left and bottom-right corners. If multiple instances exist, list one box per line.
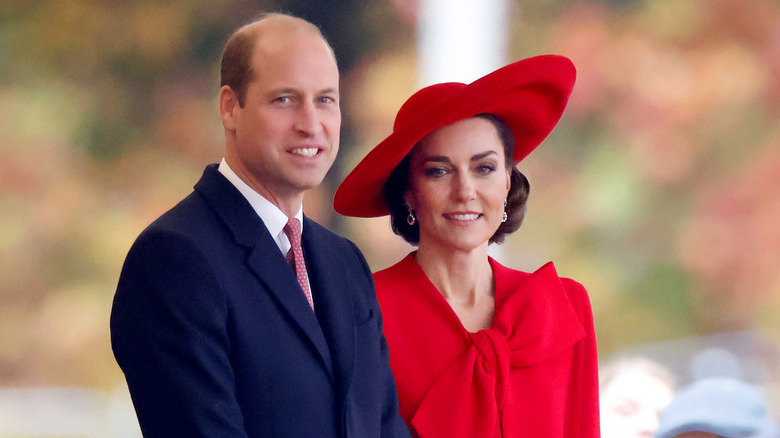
left=334, top=55, right=576, bottom=218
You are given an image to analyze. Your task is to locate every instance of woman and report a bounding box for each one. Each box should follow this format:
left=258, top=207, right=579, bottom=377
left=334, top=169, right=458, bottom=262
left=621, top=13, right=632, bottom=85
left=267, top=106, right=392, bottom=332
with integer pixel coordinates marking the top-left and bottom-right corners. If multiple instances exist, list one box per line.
left=334, top=55, right=599, bottom=437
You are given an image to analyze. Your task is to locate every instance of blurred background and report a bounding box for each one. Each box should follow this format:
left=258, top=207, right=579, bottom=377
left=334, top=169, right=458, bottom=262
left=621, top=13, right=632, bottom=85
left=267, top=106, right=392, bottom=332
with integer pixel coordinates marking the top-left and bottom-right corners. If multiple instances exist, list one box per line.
left=1, top=0, right=778, bottom=436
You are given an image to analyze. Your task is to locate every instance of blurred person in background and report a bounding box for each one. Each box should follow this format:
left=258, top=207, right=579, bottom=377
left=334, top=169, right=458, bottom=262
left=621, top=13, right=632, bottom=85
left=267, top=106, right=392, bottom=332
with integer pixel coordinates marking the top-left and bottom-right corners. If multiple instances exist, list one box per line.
left=655, top=377, right=779, bottom=438
left=334, top=55, right=599, bottom=437
left=110, top=13, right=409, bottom=438
left=600, top=356, right=676, bottom=438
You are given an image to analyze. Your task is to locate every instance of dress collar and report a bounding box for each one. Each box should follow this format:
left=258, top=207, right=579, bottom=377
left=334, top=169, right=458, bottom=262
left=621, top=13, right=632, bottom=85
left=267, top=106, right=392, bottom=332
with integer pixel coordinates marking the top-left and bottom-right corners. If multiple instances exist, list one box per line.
left=397, top=252, right=586, bottom=366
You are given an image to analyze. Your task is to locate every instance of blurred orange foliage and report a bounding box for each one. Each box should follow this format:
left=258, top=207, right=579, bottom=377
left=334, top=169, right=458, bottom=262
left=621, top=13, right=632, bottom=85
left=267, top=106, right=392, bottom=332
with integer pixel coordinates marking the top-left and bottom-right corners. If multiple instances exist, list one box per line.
left=0, top=0, right=777, bottom=389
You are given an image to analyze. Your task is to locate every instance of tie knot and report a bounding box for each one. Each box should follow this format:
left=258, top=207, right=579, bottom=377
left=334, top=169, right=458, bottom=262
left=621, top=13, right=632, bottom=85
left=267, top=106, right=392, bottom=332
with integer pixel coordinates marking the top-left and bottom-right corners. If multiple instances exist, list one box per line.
left=284, top=218, right=302, bottom=245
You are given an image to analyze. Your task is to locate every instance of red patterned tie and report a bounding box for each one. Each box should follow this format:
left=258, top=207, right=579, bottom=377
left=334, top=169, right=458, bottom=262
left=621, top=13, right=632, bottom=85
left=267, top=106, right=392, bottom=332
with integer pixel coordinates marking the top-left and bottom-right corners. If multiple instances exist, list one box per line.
left=283, top=218, right=314, bottom=310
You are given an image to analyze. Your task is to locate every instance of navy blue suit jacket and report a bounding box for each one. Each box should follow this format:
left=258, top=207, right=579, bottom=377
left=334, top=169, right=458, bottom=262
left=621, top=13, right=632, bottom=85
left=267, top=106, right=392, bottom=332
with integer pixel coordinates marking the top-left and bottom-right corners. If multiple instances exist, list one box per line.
left=111, top=164, right=410, bottom=437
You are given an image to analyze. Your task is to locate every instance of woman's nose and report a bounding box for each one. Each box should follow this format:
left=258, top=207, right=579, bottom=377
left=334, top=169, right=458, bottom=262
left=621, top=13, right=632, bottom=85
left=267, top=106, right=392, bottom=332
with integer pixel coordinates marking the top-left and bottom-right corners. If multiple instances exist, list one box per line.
left=453, top=174, right=476, bottom=201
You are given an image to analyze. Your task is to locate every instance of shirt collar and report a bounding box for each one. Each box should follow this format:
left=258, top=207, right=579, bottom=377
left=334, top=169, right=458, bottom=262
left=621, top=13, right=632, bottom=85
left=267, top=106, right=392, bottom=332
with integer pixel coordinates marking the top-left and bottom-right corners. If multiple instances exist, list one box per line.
left=218, top=158, right=303, bottom=252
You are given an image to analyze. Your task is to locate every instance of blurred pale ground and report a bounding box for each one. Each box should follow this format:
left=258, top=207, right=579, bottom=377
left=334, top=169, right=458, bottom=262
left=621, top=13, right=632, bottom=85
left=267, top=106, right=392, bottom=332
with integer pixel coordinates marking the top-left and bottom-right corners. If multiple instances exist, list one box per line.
left=0, top=0, right=778, bottom=435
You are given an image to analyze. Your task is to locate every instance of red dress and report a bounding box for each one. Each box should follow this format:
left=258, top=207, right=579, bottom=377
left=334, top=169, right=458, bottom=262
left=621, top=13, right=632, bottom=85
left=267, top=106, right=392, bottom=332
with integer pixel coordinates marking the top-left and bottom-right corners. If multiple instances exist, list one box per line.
left=374, top=253, right=600, bottom=438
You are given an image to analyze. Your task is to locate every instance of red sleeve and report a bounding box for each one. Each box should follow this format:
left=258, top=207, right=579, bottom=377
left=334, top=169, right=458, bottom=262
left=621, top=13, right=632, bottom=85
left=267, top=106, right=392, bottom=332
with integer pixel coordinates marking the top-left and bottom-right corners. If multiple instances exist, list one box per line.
left=562, top=278, right=601, bottom=437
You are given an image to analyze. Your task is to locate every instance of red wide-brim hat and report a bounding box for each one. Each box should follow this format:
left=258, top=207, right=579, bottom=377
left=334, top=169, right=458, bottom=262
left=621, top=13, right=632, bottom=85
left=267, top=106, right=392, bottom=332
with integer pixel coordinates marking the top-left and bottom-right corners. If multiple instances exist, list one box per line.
left=334, top=54, right=576, bottom=218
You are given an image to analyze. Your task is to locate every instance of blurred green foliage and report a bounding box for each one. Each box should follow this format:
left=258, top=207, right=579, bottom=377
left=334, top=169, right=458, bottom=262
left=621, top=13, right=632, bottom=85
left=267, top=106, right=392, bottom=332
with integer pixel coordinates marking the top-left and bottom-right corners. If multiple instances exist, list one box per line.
left=0, top=0, right=778, bottom=388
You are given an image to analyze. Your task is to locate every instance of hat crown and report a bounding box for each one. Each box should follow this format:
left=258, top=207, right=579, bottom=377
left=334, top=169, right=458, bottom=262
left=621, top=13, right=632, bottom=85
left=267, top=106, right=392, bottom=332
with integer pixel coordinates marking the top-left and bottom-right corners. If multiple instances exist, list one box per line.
left=393, top=82, right=465, bottom=132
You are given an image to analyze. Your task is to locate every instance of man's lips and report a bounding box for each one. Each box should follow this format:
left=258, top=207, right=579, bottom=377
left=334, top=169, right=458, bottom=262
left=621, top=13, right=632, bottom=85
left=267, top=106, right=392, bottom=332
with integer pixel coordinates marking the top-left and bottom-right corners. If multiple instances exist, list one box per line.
left=288, top=147, right=320, bottom=158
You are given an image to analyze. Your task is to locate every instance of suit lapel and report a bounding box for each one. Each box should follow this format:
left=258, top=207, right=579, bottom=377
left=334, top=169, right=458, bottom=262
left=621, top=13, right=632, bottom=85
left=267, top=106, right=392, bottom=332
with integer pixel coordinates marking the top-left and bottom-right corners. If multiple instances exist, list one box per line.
left=194, top=165, right=333, bottom=379
left=244, top=242, right=334, bottom=377
left=302, top=217, right=356, bottom=397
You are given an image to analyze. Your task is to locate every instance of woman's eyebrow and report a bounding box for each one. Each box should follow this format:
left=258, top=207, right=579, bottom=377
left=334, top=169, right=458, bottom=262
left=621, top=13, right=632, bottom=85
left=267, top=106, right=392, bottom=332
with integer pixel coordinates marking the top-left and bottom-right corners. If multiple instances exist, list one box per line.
left=421, top=150, right=498, bottom=164
left=471, top=151, right=498, bottom=161
left=422, top=155, right=451, bottom=164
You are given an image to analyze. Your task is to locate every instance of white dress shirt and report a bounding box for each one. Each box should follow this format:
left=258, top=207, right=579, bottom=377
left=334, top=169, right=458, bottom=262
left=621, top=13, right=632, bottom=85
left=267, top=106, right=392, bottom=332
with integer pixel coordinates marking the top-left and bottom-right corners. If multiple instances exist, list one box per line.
left=218, top=158, right=303, bottom=256
left=218, top=159, right=314, bottom=307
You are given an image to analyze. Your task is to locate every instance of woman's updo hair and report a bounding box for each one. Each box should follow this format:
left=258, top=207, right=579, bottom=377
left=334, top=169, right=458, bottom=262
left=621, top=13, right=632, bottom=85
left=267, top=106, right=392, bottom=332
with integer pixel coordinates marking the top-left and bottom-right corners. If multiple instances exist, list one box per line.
left=383, top=113, right=530, bottom=245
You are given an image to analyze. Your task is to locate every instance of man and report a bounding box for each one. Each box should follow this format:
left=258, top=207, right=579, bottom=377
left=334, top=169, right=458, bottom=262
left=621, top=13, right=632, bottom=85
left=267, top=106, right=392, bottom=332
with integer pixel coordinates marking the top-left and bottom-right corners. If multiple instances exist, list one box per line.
left=110, top=13, right=410, bottom=437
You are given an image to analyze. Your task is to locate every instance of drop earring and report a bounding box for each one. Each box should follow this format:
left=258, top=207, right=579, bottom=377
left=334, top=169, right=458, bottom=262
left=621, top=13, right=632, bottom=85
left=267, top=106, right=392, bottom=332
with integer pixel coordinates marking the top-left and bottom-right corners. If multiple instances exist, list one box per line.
left=502, top=199, right=508, bottom=223
left=405, top=203, right=416, bottom=226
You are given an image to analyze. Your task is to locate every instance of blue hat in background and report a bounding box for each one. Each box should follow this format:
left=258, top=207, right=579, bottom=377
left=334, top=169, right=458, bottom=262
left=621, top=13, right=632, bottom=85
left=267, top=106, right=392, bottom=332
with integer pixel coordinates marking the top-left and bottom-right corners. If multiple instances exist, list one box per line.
left=655, top=377, right=778, bottom=438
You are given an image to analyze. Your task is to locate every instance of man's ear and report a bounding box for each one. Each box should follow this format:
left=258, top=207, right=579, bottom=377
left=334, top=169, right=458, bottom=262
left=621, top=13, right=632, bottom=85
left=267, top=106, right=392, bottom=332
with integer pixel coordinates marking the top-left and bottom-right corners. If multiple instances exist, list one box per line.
left=219, top=85, right=240, bottom=131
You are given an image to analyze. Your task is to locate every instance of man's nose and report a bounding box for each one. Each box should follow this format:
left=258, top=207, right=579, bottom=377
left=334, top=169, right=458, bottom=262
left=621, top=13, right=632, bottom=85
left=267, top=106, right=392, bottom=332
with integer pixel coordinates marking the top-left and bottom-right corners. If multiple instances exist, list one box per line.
left=294, top=101, right=319, bottom=134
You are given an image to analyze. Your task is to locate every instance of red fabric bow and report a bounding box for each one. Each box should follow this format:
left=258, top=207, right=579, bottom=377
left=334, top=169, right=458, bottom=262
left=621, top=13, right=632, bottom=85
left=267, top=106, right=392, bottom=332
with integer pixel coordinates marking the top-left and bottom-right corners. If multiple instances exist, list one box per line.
left=398, top=260, right=587, bottom=438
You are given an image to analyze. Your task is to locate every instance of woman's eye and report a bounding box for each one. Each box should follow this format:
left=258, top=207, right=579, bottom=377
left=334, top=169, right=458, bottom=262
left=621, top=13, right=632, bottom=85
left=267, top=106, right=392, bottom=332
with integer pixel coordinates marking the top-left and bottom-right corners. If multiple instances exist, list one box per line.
left=424, top=167, right=447, bottom=177
left=476, top=164, right=496, bottom=175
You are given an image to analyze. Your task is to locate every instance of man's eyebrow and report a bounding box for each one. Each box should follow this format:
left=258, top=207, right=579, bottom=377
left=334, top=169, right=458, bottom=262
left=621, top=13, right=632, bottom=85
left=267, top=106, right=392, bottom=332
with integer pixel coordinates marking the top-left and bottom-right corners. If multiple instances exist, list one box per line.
left=264, top=87, right=338, bottom=97
left=267, top=87, right=297, bottom=95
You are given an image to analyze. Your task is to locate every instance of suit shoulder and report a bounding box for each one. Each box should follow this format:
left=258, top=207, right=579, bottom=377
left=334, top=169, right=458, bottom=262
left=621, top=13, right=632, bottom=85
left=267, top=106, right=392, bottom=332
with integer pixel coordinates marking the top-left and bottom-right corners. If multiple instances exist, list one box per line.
left=304, top=218, right=362, bottom=253
left=119, top=195, right=235, bottom=289
left=145, top=191, right=210, bottom=232
left=304, top=218, right=346, bottom=240
left=132, top=191, right=226, bottom=247
left=303, top=218, right=339, bottom=239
